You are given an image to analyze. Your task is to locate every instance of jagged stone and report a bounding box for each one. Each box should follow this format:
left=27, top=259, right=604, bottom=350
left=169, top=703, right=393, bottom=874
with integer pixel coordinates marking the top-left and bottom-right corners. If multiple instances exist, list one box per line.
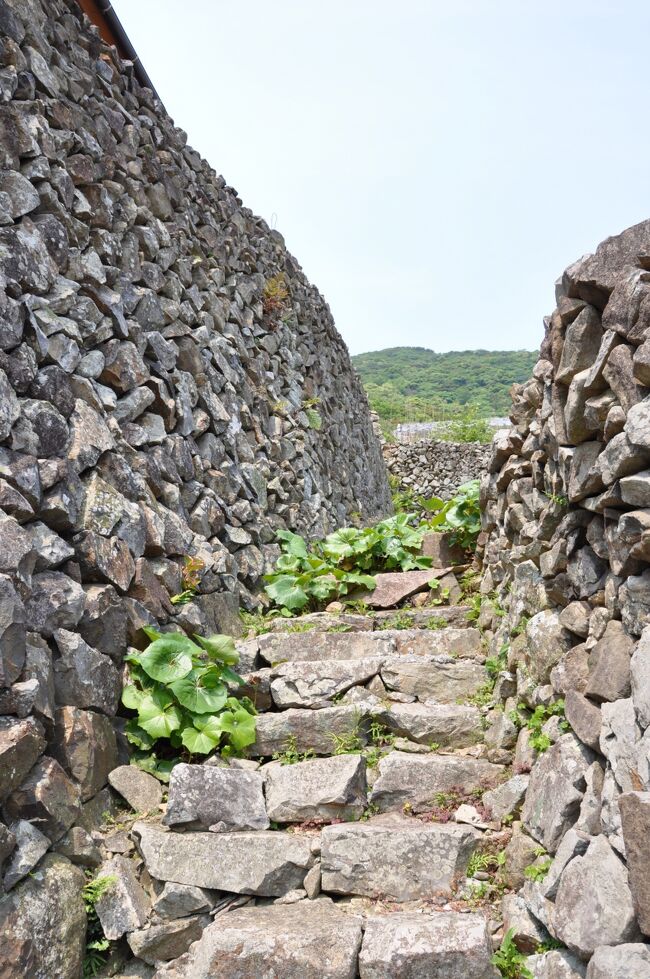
left=374, top=701, right=483, bottom=747
left=0, top=716, right=46, bottom=801
left=631, top=625, right=650, bottom=729
left=565, top=690, right=602, bottom=750
left=482, top=774, right=529, bottom=821
left=264, top=755, right=367, bottom=823
left=551, top=834, right=640, bottom=958
left=522, top=733, right=593, bottom=853
left=619, top=791, right=650, bottom=935
left=380, top=655, right=486, bottom=703
left=250, top=705, right=368, bottom=757
left=321, top=813, right=476, bottom=900
left=52, top=629, right=121, bottom=715
left=128, top=915, right=209, bottom=965
left=527, top=950, right=586, bottom=978
left=0, top=574, right=26, bottom=687
left=152, top=882, right=214, bottom=919
left=586, top=944, right=650, bottom=978
left=358, top=911, right=496, bottom=978
left=2, top=818, right=49, bottom=890
left=257, top=631, right=395, bottom=664
left=54, top=826, right=102, bottom=868
left=135, top=822, right=316, bottom=895
left=391, top=627, right=484, bottom=659
left=502, top=892, right=550, bottom=953
left=0, top=853, right=85, bottom=979
left=363, top=569, right=448, bottom=608
left=94, top=854, right=151, bottom=941
left=164, top=763, right=268, bottom=831
left=369, top=751, right=503, bottom=813
left=108, top=766, right=163, bottom=813
left=600, top=697, right=641, bottom=792
left=3, top=756, right=80, bottom=842
left=150, top=900, right=363, bottom=979
left=51, top=706, right=117, bottom=801
left=25, top=572, right=85, bottom=638
left=270, top=657, right=384, bottom=709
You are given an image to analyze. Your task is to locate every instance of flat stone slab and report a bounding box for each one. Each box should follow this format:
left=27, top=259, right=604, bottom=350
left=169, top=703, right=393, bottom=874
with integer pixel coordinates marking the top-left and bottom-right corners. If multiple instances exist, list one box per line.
left=265, top=754, right=367, bottom=823
left=321, top=813, right=477, bottom=900
left=370, top=751, right=504, bottom=813
left=375, top=702, right=483, bottom=747
left=163, top=763, right=269, bottom=831
left=250, top=705, right=368, bottom=757
left=108, top=765, right=162, bottom=812
left=150, top=899, right=363, bottom=979
left=358, top=910, right=497, bottom=978
left=381, top=655, right=486, bottom=703
left=390, top=628, right=484, bottom=660
left=134, top=822, right=316, bottom=896
left=270, top=657, right=383, bottom=708
left=363, top=569, right=451, bottom=609
left=258, top=632, right=396, bottom=665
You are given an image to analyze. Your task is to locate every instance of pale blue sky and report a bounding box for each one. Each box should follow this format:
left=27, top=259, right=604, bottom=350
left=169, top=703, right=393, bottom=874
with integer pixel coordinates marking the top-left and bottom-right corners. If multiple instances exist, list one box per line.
left=112, top=1, right=650, bottom=356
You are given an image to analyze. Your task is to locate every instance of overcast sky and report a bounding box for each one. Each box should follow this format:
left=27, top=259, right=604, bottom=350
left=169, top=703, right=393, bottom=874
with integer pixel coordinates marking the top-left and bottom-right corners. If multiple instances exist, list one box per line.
left=112, top=0, right=650, bottom=356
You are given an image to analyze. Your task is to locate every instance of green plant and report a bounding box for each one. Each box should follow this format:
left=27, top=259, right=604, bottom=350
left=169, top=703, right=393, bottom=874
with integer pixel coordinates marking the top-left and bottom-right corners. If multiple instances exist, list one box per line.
left=121, top=629, right=256, bottom=779
left=524, top=700, right=568, bottom=753
left=491, top=928, right=533, bottom=979
left=263, top=516, right=433, bottom=614
left=331, top=729, right=364, bottom=754
left=327, top=624, right=352, bottom=633
left=524, top=858, right=552, bottom=882
left=464, top=682, right=495, bottom=708
left=438, top=404, right=494, bottom=443
left=368, top=720, right=396, bottom=747
left=272, top=735, right=316, bottom=765
left=240, top=608, right=282, bottom=637
left=360, top=802, right=380, bottom=820
left=263, top=273, right=289, bottom=314
left=378, top=612, right=415, bottom=631
left=425, top=615, right=448, bottom=630
left=510, top=615, right=530, bottom=639
left=83, top=874, right=116, bottom=977
left=305, top=408, right=322, bottom=431
left=170, top=555, right=205, bottom=606
left=485, top=643, right=509, bottom=679
left=420, top=480, right=481, bottom=552
left=467, top=851, right=492, bottom=877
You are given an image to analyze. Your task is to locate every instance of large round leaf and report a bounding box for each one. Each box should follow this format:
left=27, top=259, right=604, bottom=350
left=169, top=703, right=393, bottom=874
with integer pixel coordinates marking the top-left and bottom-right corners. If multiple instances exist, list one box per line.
left=181, top=724, right=220, bottom=755
left=276, top=529, right=308, bottom=559
left=218, top=706, right=257, bottom=751
left=168, top=668, right=228, bottom=714
left=138, top=633, right=196, bottom=683
left=137, top=688, right=183, bottom=740
left=193, top=634, right=239, bottom=666
left=121, top=684, right=145, bottom=710
left=124, top=718, right=155, bottom=750
left=264, top=574, right=309, bottom=611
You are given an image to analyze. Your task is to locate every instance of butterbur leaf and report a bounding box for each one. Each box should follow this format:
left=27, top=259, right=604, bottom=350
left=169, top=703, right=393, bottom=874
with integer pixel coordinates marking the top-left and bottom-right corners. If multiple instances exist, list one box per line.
left=264, top=575, right=309, bottom=611
left=218, top=706, right=257, bottom=751
left=169, top=668, right=228, bottom=714
left=137, top=688, right=183, bottom=739
left=181, top=725, right=220, bottom=755
left=193, top=634, right=239, bottom=666
left=121, top=684, right=144, bottom=710
left=124, top=718, right=155, bottom=749
left=221, top=665, right=245, bottom=686
left=142, top=625, right=163, bottom=642
left=276, top=529, right=309, bottom=559
left=138, top=633, right=196, bottom=683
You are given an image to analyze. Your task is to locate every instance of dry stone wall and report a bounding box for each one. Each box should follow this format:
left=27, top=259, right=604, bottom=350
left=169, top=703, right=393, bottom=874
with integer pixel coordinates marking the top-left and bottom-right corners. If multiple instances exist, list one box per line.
left=384, top=438, right=491, bottom=500
left=480, top=218, right=650, bottom=972
left=0, top=0, right=389, bottom=959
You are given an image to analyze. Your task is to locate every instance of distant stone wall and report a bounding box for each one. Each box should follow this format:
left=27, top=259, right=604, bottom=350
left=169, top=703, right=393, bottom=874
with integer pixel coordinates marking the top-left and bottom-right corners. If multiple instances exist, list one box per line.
left=383, top=439, right=491, bottom=500
left=0, top=0, right=390, bottom=968
left=480, top=219, right=650, bottom=972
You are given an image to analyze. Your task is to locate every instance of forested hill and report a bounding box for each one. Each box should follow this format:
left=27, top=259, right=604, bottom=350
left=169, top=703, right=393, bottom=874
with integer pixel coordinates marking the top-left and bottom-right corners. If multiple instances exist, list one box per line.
left=351, top=346, right=538, bottom=418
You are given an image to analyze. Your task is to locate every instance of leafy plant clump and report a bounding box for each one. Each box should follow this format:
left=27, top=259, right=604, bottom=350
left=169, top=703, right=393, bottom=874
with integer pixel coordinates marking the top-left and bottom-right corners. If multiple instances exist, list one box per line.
left=418, top=479, right=481, bottom=551
left=512, top=700, right=568, bottom=754
left=83, top=874, right=116, bottom=977
left=491, top=928, right=533, bottom=979
left=170, top=555, right=205, bottom=606
left=264, top=516, right=433, bottom=614
left=122, top=628, right=257, bottom=780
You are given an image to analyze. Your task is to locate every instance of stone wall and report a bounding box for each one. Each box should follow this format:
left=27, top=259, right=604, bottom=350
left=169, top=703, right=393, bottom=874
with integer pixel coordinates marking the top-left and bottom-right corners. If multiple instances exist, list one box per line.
left=383, top=438, right=491, bottom=500
left=0, top=0, right=390, bottom=956
left=480, top=219, right=650, bottom=970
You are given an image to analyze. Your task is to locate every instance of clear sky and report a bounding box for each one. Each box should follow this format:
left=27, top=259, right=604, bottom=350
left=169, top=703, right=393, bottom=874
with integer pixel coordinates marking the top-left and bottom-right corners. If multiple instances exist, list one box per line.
left=112, top=0, right=650, bottom=356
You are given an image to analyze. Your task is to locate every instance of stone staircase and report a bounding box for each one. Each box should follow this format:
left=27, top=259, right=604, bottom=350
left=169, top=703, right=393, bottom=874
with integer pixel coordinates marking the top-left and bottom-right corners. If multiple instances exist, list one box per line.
left=96, top=609, right=515, bottom=978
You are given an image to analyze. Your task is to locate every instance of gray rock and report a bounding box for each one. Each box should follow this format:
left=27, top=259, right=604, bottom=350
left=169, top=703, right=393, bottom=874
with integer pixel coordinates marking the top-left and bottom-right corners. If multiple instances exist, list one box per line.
left=502, top=892, right=550, bottom=953
left=522, top=734, right=593, bottom=853
left=619, top=792, right=650, bottom=935
left=150, top=900, right=363, bottom=979
left=270, top=657, right=384, bottom=709
left=54, top=826, right=102, bottom=868
left=321, top=812, right=476, bottom=900
left=3, top=818, right=50, bottom=890
left=135, top=822, right=316, bottom=895
left=390, top=627, right=484, bottom=659
left=108, top=765, right=163, bottom=813
left=524, top=611, right=574, bottom=685
left=164, top=763, right=268, bottom=831
left=380, top=655, right=486, bottom=703
left=152, top=882, right=214, bottom=919
left=375, top=701, right=483, bottom=747
left=128, top=915, right=208, bottom=965
left=363, top=570, right=444, bottom=608
left=95, top=854, right=152, bottom=940
left=552, top=834, right=640, bottom=958
left=620, top=470, right=650, bottom=507
left=540, top=828, right=591, bottom=901
left=51, top=706, right=117, bottom=801
left=527, top=950, right=586, bottom=978
left=631, top=626, right=650, bottom=729
left=25, top=573, right=85, bottom=638
left=3, top=756, right=80, bottom=842
left=53, top=629, right=121, bottom=715
left=600, top=698, right=641, bottom=792
left=482, top=774, right=529, bottom=821
left=0, top=574, right=26, bottom=687
left=626, top=398, right=650, bottom=450
left=250, top=705, right=367, bottom=757
left=565, top=690, right=602, bottom=750
left=0, top=853, right=85, bottom=979
left=369, top=751, right=504, bottom=813
left=0, top=716, right=46, bottom=801
left=586, top=943, right=650, bottom=978
left=358, top=910, right=497, bottom=978
left=585, top=620, right=634, bottom=702
left=257, top=631, right=395, bottom=665
left=265, top=754, right=367, bottom=823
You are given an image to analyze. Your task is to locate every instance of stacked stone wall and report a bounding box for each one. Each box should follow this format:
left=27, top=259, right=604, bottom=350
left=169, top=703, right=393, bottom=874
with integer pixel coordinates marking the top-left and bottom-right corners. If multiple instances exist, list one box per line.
left=384, top=438, right=491, bottom=500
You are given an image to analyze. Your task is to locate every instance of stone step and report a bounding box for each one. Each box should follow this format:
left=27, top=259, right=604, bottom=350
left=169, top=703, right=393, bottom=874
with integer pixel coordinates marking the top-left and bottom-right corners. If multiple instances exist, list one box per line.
left=150, top=902, right=496, bottom=979
left=369, top=751, right=505, bottom=813
left=262, top=604, right=473, bottom=633
left=251, top=626, right=483, bottom=666
left=264, top=754, right=367, bottom=823
left=250, top=704, right=369, bottom=757
left=374, top=701, right=484, bottom=748
left=320, top=812, right=477, bottom=901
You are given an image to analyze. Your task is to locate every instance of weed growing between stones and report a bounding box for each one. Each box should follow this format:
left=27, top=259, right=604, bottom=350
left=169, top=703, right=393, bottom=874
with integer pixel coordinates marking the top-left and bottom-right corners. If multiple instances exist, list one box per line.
left=121, top=629, right=256, bottom=780
left=82, top=873, right=116, bottom=977
left=271, top=735, right=316, bottom=765
left=509, top=700, right=568, bottom=753
left=169, top=555, right=206, bottom=606
left=491, top=927, right=533, bottom=979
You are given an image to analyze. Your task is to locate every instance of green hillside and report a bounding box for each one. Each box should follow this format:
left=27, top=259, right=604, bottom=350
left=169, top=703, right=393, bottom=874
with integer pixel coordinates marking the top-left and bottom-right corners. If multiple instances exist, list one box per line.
left=352, top=346, right=537, bottom=422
